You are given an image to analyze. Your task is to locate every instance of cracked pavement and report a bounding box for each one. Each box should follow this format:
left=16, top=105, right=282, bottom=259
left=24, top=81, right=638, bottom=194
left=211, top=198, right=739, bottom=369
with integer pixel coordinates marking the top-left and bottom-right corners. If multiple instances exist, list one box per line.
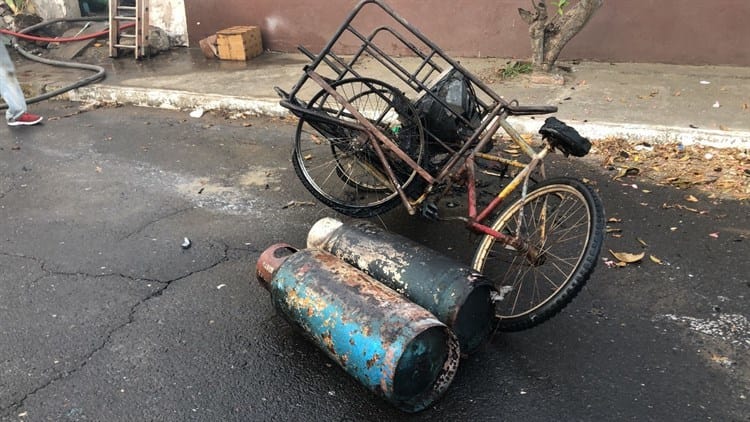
left=1, top=102, right=748, bottom=421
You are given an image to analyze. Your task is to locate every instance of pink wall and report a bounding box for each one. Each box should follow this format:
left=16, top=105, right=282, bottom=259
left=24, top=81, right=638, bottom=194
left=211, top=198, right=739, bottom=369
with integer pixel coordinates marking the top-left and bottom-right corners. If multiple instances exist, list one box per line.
left=185, top=0, right=750, bottom=66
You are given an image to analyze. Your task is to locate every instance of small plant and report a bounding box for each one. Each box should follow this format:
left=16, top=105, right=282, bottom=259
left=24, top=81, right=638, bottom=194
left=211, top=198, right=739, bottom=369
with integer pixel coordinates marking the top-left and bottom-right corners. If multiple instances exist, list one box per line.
left=499, top=61, right=533, bottom=79
left=4, top=0, right=26, bottom=14
left=551, top=0, right=569, bottom=15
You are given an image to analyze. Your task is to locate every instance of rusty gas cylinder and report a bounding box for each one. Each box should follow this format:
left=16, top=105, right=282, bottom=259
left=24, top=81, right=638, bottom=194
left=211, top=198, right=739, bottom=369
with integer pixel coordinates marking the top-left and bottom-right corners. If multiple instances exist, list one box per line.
left=307, top=218, right=495, bottom=353
left=256, top=244, right=459, bottom=413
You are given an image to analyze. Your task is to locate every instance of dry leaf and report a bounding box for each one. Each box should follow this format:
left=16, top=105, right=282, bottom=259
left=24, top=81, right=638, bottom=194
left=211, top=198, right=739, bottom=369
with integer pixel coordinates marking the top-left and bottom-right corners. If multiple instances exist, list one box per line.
left=710, top=354, right=732, bottom=365
left=649, top=255, right=663, bottom=264
left=607, top=217, right=622, bottom=223
left=685, top=195, right=699, bottom=203
left=637, top=237, right=648, bottom=247
left=95, top=166, right=103, bottom=173
left=609, top=250, right=646, bottom=264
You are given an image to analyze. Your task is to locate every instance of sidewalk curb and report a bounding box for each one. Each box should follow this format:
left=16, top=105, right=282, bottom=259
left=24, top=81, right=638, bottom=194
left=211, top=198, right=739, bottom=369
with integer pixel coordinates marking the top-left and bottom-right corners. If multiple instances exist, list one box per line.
left=60, top=84, right=750, bottom=150
left=60, top=85, right=288, bottom=117
left=509, top=118, right=750, bottom=149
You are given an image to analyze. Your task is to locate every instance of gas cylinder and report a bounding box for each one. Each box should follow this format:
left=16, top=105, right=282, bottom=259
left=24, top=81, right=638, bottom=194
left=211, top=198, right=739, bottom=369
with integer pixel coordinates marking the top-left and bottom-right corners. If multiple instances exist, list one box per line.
left=256, top=244, right=460, bottom=413
left=307, top=218, right=495, bottom=353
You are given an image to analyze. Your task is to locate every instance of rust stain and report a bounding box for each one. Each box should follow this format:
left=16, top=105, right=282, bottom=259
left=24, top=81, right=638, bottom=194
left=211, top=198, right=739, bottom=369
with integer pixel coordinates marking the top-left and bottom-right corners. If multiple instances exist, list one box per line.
left=366, top=353, right=380, bottom=369
left=321, top=331, right=336, bottom=355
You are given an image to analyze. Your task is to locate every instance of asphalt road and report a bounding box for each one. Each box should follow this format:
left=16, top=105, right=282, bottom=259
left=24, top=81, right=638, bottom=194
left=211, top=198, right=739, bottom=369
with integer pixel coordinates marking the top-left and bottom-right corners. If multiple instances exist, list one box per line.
left=1, top=103, right=748, bottom=422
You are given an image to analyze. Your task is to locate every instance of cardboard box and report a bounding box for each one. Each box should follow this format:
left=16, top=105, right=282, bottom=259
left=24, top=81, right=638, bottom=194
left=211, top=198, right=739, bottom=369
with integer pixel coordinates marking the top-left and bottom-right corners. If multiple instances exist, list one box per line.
left=199, top=34, right=218, bottom=59
left=216, top=26, right=263, bottom=61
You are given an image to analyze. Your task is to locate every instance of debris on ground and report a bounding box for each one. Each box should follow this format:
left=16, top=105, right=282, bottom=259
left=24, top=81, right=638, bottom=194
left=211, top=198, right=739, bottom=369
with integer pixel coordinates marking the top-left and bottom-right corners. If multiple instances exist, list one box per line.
left=594, top=138, right=750, bottom=200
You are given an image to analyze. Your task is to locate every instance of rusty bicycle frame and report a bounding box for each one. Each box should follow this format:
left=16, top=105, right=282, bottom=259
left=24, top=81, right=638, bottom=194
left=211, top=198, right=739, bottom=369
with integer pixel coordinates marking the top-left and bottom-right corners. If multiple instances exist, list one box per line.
left=278, top=0, right=560, bottom=256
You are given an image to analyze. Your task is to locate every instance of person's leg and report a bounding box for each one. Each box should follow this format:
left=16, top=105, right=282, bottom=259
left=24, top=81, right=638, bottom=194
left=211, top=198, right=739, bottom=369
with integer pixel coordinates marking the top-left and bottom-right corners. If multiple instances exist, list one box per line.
left=0, top=42, right=28, bottom=121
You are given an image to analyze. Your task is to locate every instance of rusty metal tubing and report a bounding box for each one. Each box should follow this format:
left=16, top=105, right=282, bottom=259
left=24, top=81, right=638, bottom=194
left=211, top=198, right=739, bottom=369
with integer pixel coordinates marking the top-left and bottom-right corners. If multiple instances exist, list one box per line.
left=307, top=218, right=495, bottom=353
left=256, top=244, right=459, bottom=413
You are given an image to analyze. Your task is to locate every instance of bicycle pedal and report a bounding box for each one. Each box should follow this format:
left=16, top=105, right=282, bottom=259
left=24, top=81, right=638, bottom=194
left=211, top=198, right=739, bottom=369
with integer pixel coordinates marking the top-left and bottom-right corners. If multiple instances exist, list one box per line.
left=421, top=202, right=440, bottom=221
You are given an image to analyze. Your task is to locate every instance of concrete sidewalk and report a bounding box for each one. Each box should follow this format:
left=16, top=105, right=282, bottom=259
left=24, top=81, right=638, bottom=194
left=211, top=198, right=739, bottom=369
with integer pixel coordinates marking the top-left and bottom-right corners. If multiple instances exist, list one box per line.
left=16, top=47, right=750, bottom=148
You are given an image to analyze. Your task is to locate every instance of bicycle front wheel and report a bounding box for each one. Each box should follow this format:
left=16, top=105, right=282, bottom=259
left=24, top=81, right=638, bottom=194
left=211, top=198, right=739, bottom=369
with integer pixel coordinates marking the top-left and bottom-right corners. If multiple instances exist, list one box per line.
left=292, top=78, right=426, bottom=218
left=472, top=177, right=605, bottom=332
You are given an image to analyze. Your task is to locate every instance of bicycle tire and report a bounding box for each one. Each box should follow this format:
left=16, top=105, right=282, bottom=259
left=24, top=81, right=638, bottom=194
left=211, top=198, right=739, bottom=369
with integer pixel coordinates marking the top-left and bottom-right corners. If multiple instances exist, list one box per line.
left=292, top=78, right=426, bottom=218
left=471, top=177, right=605, bottom=331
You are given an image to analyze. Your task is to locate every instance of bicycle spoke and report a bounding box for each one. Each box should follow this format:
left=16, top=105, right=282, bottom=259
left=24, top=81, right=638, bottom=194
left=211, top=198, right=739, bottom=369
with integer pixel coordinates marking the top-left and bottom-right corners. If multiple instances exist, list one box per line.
left=473, top=179, right=603, bottom=330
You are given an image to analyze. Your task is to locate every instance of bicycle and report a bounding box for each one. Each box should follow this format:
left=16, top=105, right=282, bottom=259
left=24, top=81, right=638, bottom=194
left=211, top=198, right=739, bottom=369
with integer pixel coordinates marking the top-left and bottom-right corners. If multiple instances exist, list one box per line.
left=276, top=0, right=605, bottom=332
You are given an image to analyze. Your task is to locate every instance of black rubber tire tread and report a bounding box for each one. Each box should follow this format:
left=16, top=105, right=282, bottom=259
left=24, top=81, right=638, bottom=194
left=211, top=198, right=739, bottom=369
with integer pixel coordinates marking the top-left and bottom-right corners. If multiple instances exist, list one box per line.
left=291, top=78, right=425, bottom=218
left=471, top=177, right=605, bottom=332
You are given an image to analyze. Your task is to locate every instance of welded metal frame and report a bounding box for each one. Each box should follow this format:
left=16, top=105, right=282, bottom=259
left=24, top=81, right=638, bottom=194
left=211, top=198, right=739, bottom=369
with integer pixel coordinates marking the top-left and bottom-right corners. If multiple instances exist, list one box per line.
left=278, top=0, right=558, bottom=247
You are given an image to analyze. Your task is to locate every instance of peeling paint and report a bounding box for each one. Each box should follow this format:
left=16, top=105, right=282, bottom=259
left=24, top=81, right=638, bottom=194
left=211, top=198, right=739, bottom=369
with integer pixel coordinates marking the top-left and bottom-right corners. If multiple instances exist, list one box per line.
left=307, top=218, right=495, bottom=353
left=257, top=246, right=459, bottom=412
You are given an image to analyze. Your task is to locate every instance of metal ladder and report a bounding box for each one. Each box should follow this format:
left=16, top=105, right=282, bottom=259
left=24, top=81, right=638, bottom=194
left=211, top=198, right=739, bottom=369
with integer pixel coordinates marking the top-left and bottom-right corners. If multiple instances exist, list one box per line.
left=109, top=0, right=149, bottom=59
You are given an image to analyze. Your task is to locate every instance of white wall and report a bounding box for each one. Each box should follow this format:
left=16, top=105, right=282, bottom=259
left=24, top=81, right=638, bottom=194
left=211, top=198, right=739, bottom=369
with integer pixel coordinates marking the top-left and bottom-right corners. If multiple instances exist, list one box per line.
left=29, top=0, right=80, bottom=20
left=28, top=0, right=188, bottom=47
left=149, top=0, right=189, bottom=47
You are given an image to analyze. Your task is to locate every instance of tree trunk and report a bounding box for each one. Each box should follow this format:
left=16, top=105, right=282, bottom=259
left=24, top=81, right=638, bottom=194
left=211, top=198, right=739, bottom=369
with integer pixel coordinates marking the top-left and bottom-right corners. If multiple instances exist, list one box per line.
left=518, top=0, right=603, bottom=72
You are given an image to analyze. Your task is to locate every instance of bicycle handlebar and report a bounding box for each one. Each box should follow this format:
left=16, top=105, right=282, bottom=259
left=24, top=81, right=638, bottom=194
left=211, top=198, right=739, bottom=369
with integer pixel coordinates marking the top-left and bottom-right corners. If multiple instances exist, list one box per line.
left=506, top=104, right=558, bottom=116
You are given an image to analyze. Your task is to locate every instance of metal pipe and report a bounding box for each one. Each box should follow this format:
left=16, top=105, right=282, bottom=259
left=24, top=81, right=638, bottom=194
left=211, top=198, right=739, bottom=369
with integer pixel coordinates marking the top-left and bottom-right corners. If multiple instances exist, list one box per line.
left=307, top=218, right=495, bottom=353
left=256, top=244, right=459, bottom=413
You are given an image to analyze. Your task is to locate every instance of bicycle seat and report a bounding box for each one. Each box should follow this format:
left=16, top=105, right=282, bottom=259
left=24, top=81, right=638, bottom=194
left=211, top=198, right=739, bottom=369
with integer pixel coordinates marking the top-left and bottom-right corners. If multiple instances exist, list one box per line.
left=539, top=117, right=591, bottom=157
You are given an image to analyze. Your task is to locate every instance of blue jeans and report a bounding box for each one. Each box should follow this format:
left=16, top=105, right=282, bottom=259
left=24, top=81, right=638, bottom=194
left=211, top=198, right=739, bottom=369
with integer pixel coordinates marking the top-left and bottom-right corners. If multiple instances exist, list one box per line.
left=0, top=42, right=27, bottom=121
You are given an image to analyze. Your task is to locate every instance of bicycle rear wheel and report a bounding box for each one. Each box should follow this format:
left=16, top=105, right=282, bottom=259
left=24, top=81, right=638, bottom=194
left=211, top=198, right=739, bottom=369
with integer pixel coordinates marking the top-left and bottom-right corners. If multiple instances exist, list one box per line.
left=292, top=78, right=426, bottom=218
left=471, top=177, right=605, bottom=332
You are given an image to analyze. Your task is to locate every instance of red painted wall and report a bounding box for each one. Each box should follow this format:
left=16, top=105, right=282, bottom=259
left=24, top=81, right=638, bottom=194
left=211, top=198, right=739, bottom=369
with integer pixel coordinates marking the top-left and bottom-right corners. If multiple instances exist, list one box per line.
left=184, top=0, right=750, bottom=66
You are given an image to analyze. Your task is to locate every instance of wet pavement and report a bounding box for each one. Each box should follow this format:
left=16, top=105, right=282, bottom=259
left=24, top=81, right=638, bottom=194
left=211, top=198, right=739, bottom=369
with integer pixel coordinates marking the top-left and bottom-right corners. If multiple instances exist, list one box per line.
left=0, top=103, right=748, bottom=421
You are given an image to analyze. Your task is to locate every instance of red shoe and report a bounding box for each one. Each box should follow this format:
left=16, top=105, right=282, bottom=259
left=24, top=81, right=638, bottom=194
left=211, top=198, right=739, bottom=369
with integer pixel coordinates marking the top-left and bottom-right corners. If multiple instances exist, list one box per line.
left=8, top=112, right=43, bottom=126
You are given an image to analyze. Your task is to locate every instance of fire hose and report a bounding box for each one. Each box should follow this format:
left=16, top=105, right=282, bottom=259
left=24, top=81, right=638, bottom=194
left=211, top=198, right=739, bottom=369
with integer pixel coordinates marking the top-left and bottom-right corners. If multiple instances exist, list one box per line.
left=1, top=17, right=135, bottom=109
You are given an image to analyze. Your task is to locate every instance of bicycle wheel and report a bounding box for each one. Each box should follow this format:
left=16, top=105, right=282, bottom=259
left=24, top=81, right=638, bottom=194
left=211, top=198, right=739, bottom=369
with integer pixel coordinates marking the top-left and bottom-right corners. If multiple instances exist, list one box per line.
left=471, top=177, right=605, bottom=332
left=292, top=78, right=426, bottom=218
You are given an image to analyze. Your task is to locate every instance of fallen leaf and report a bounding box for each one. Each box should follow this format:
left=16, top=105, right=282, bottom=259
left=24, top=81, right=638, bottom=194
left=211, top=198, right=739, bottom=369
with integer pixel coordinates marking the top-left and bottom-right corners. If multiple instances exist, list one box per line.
left=282, top=200, right=316, bottom=209
left=95, top=166, right=103, bottom=173
left=649, top=255, right=663, bottom=264
left=710, top=354, right=732, bottom=366
left=609, top=250, right=646, bottom=264
left=607, top=217, right=622, bottom=223
left=613, top=167, right=640, bottom=180
left=637, top=237, right=648, bottom=247
left=685, top=195, right=699, bottom=203
left=709, top=232, right=719, bottom=238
